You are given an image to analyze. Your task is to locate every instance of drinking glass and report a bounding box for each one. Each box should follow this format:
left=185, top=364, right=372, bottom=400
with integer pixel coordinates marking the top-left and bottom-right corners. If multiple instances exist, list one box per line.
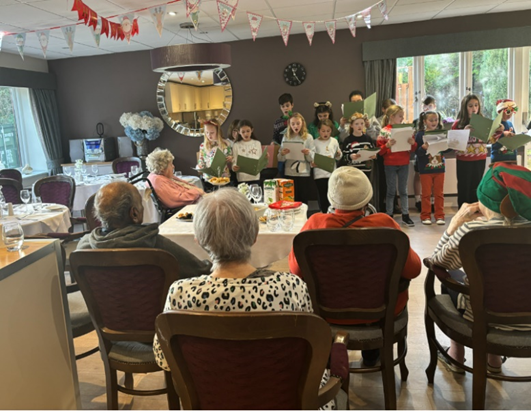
left=3, top=221, right=24, bottom=252
left=64, top=166, right=72, bottom=177
left=250, top=185, right=262, bottom=204
left=279, top=209, right=295, bottom=231
left=20, top=189, right=31, bottom=213
left=130, top=166, right=138, bottom=176
left=174, top=170, right=183, bottom=178
left=266, top=208, right=280, bottom=232
left=33, top=195, right=42, bottom=212
left=91, top=164, right=99, bottom=176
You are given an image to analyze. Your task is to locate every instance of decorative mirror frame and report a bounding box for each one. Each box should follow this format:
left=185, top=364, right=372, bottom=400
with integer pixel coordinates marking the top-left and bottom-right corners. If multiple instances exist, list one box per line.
left=156, top=69, right=233, bottom=137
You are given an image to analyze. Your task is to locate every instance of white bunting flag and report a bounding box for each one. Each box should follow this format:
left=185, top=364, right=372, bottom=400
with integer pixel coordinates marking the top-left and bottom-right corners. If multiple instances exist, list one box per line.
left=61, top=25, right=76, bottom=52
left=15, top=33, right=26, bottom=59
left=247, top=12, right=263, bottom=41
left=150, top=5, right=166, bottom=37
left=303, top=22, right=315, bottom=46
left=225, top=0, right=239, bottom=20
left=91, top=17, right=102, bottom=47
left=361, top=7, right=372, bottom=29
left=186, top=0, right=201, bottom=17
left=346, top=15, right=356, bottom=37
left=191, top=9, right=200, bottom=30
left=36, top=30, right=50, bottom=58
left=177, top=72, right=185, bottom=83
left=378, top=0, right=389, bottom=20
left=216, top=0, right=235, bottom=32
left=196, top=70, right=202, bottom=80
left=325, top=20, right=336, bottom=44
left=120, top=14, right=134, bottom=43
left=277, top=19, right=292, bottom=46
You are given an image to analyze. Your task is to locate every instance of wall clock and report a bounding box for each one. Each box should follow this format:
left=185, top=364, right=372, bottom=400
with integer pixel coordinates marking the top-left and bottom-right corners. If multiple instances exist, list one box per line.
left=284, top=62, right=306, bottom=86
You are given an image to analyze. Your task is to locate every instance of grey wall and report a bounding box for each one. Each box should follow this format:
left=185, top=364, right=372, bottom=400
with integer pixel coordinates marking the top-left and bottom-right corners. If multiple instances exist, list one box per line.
left=49, top=9, right=531, bottom=172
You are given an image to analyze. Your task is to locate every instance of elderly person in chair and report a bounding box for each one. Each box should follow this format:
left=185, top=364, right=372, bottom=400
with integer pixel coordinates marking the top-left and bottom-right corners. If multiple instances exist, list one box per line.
left=288, top=166, right=421, bottom=367
left=146, top=148, right=204, bottom=209
left=429, top=162, right=531, bottom=374
left=77, top=181, right=211, bottom=278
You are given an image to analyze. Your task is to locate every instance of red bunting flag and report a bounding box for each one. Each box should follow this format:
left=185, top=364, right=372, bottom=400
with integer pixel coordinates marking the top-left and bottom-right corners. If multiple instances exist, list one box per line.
left=132, top=18, right=139, bottom=36
left=177, top=72, right=185, bottom=82
left=101, top=18, right=109, bottom=36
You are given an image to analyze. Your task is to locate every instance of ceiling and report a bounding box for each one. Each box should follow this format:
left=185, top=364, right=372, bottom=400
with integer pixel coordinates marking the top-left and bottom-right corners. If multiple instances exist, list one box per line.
left=0, top=0, right=530, bottom=60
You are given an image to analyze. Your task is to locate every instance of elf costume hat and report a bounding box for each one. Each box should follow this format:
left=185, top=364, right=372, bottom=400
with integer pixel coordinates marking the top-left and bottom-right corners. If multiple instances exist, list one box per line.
left=496, top=99, right=518, bottom=113
left=477, top=162, right=531, bottom=220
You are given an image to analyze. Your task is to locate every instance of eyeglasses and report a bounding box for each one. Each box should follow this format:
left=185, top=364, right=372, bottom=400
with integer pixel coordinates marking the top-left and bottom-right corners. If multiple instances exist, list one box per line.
left=504, top=108, right=516, bottom=115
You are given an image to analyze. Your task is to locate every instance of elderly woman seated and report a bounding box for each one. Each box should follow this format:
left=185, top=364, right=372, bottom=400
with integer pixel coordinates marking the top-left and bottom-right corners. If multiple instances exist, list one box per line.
left=146, top=148, right=204, bottom=209
left=153, top=188, right=338, bottom=409
left=429, top=162, right=531, bottom=374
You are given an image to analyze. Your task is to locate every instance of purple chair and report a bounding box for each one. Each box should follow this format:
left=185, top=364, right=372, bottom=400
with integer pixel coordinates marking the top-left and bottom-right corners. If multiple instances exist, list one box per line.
left=33, top=175, right=76, bottom=209
left=112, top=157, right=141, bottom=175
left=0, top=178, right=23, bottom=204
left=0, top=169, right=23, bottom=185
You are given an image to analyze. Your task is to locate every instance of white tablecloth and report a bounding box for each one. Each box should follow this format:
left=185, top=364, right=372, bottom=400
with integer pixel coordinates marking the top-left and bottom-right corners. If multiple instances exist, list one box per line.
left=159, top=204, right=308, bottom=268
left=1, top=204, right=71, bottom=236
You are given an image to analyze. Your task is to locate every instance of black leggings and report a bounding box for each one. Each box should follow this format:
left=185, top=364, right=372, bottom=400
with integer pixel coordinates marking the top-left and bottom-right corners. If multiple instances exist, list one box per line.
left=456, top=159, right=486, bottom=208
left=314, top=178, right=330, bottom=213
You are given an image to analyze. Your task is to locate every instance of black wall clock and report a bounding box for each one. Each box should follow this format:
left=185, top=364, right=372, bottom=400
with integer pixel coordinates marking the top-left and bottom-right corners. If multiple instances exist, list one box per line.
left=284, top=62, right=306, bottom=86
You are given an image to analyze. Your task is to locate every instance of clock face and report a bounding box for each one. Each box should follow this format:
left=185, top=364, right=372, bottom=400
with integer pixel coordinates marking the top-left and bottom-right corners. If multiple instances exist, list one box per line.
left=284, top=62, right=306, bottom=86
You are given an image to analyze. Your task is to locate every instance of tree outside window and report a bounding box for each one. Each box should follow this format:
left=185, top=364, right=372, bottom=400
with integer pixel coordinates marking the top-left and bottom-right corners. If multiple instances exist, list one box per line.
left=425, top=53, right=460, bottom=121
left=396, top=57, right=414, bottom=123
left=472, top=49, right=508, bottom=119
left=0, top=87, right=21, bottom=169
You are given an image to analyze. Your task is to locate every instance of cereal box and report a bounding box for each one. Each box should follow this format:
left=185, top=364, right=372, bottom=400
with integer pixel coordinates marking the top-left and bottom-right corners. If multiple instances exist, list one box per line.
left=263, top=179, right=279, bottom=205
left=276, top=179, right=295, bottom=202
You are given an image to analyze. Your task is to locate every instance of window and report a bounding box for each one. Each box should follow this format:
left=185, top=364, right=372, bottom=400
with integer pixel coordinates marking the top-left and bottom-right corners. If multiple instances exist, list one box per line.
left=472, top=48, right=509, bottom=118
left=396, top=57, right=415, bottom=123
left=425, top=53, right=460, bottom=120
left=0, top=88, right=20, bottom=168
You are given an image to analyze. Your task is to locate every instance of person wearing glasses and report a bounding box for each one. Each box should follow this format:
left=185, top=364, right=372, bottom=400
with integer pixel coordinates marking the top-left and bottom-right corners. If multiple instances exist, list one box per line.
left=489, top=99, right=518, bottom=164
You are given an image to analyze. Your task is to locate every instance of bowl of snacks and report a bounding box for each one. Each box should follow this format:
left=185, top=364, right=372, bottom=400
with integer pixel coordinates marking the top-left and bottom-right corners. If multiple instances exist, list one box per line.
left=253, top=204, right=267, bottom=219
left=176, top=212, right=194, bottom=221
left=209, top=177, right=230, bottom=186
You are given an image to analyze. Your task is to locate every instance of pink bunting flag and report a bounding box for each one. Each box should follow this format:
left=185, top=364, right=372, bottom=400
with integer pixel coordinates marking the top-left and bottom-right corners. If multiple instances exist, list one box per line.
left=247, top=12, right=263, bottom=41
left=361, top=7, right=372, bottom=29
left=325, top=20, right=336, bottom=44
left=190, top=9, right=200, bottom=30
left=216, top=0, right=235, bottom=32
left=346, top=15, right=356, bottom=38
left=378, top=0, right=389, bottom=20
left=277, top=19, right=292, bottom=46
left=150, top=5, right=166, bottom=37
left=15, top=33, right=26, bottom=59
left=302, top=22, right=315, bottom=46
left=120, top=14, right=134, bottom=43
left=177, top=72, right=185, bottom=82
left=186, top=0, right=201, bottom=18
left=36, top=30, right=50, bottom=58
left=224, top=0, right=239, bottom=20
left=61, top=25, right=76, bottom=52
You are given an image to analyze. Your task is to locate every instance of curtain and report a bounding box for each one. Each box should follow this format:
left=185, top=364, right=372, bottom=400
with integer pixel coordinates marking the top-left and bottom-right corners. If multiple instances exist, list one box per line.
left=30, top=89, right=64, bottom=175
left=364, top=59, right=397, bottom=119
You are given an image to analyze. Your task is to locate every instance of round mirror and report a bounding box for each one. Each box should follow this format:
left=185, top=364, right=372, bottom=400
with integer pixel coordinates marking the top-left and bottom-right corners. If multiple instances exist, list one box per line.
left=156, top=69, right=233, bottom=137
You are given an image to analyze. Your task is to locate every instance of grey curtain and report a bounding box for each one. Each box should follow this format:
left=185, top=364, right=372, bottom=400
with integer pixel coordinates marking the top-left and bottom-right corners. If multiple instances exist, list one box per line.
left=30, top=89, right=64, bottom=175
left=364, top=59, right=397, bottom=118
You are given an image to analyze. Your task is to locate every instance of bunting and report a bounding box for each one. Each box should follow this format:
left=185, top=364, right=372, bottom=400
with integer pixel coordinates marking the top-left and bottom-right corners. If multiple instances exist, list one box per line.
left=216, top=0, right=235, bottom=32
left=61, top=25, right=76, bottom=52
left=90, top=18, right=102, bottom=47
left=177, top=72, right=185, bottom=82
left=361, top=7, right=372, bottom=29
left=225, top=0, right=239, bottom=19
left=120, top=14, right=134, bottom=43
left=346, top=15, right=356, bottom=37
left=36, top=30, right=50, bottom=58
left=247, top=12, right=263, bottom=41
left=186, top=0, right=200, bottom=17
left=15, top=33, right=25, bottom=59
left=378, top=0, right=389, bottom=20
left=277, top=19, right=292, bottom=46
left=150, top=5, right=166, bottom=36
left=190, top=9, right=200, bottom=30
left=303, top=22, right=315, bottom=46
left=324, top=20, right=336, bottom=44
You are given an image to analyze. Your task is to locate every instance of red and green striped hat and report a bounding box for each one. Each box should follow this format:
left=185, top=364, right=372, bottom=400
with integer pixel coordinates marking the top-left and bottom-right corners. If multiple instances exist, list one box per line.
left=477, top=162, right=531, bottom=220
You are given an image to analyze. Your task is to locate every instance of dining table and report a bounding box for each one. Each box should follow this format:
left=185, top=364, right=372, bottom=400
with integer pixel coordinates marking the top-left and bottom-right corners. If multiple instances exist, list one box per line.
left=1, top=203, right=71, bottom=236
left=159, top=203, right=308, bottom=268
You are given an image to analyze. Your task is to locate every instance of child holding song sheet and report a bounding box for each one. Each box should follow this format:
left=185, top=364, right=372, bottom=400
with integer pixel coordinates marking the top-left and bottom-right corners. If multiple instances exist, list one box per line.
left=311, top=119, right=342, bottom=213
left=340, top=112, right=377, bottom=179
left=231, top=120, right=263, bottom=186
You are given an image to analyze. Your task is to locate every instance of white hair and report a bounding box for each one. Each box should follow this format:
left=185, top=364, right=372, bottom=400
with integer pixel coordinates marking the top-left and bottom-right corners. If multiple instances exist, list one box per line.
left=193, top=188, right=258, bottom=266
left=146, top=148, right=174, bottom=175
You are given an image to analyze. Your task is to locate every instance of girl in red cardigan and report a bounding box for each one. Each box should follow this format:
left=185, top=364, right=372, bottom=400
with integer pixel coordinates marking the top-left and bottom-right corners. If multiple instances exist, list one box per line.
left=377, top=105, right=417, bottom=227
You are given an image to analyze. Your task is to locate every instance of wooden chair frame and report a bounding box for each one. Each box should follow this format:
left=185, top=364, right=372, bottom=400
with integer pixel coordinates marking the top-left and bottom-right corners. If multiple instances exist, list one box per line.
left=424, top=226, right=531, bottom=409
left=0, top=168, right=23, bottom=184
left=112, top=157, right=141, bottom=174
left=156, top=310, right=346, bottom=410
left=0, top=178, right=23, bottom=203
left=293, top=227, right=411, bottom=410
left=33, top=175, right=76, bottom=210
left=69, top=248, right=181, bottom=409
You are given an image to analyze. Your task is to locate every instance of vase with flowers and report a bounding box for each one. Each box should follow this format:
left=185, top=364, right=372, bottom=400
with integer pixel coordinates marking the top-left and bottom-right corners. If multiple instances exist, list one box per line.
left=119, top=111, right=164, bottom=157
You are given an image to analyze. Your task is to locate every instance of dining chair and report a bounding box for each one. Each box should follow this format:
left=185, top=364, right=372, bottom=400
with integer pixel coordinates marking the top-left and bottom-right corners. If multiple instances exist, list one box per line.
left=112, top=157, right=141, bottom=175
left=0, top=168, right=23, bottom=185
left=0, top=178, right=23, bottom=204
left=293, top=227, right=411, bottom=410
left=129, top=175, right=176, bottom=223
left=155, top=310, right=350, bottom=410
left=69, top=248, right=181, bottom=410
left=33, top=175, right=76, bottom=209
left=424, top=226, right=531, bottom=410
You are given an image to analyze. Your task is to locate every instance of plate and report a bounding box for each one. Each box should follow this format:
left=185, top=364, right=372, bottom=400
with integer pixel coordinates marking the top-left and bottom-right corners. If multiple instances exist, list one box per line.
left=209, top=180, right=230, bottom=186
left=177, top=218, right=193, bottom=222
left=43, top=205, right=64, bottom=211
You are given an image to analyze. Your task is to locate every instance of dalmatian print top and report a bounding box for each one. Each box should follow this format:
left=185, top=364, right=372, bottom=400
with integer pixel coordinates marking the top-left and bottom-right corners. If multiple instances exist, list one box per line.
left=152, top=269, right=337, bottom=409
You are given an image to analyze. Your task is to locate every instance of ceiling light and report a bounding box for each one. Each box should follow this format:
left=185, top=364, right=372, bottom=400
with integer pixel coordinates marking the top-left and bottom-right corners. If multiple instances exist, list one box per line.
left=150, top=43, right=231, bottom=72
left=168, top=11, right=176, bottom=16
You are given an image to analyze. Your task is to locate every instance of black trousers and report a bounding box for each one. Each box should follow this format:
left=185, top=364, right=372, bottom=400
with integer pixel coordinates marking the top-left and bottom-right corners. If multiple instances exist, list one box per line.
left=456, top=159, right=486, bottom=208
left=289, top=176, right=311, bottom=205
left=314, top=178, right=330, bottom=213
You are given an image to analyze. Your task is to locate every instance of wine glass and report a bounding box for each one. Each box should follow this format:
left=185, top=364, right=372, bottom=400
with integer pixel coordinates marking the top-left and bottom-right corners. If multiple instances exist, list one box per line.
left=20, top=189, right=31, bottom=213
left=3, top=221, right=24, bottom=252
left=250, top=185, right=262, bottom=204
left=91, top=164, right=99, bottom=176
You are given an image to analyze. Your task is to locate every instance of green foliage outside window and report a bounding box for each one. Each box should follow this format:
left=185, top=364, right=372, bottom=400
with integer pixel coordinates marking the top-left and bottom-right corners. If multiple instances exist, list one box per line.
left=472, top=49, right=508, bottom=119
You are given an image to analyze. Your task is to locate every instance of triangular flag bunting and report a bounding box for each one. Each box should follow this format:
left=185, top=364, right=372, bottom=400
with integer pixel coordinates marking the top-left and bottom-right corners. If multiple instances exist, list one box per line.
left=120, top=14, right=134, bottom=43
left=15, top=33, right=26, bottom=59
left=303, top=22, right=315, bottom=46
left=88, top=9, right=98, bottom=29
left=277, top=19, right=292, bottom=46
left=36, top=30, right=50, bottom=58
left=190, top=9, right=200, bottom=30
left=186, top=0, right=201, bottom=17
left=196, top=71, right=202, bottom=80
left=101, top=18, right=110, bottom=37
left=216, top=0, right=234, bottom=32
left=91, top=17, right=102, bottom=47
left=132, top=18, right=139, bottom=36
left=325, top=20, right=336, bottom=44
left=150, top=5, right=166, bottom=37
left=61, top=25, right=76, bottom=52
left=177, top=72, right=185, bottom=82
left=225, top=0, right=238, bottom=19
left=247, top=12, right=263, bottom=41
left=361, top=7, right=371, bottom=29
left=346, top=15, right=356, bottom=37
left=378, top=0, right=389, bottom=20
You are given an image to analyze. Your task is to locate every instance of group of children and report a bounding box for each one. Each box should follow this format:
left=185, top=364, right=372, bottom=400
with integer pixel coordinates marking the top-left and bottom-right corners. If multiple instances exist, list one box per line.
left=195, top=91, right=521, bottom=227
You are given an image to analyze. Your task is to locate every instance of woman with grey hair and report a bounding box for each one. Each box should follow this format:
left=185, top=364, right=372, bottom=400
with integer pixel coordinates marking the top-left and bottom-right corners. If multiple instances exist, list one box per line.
left=152, top=188, right=337, bottom=408
left=146, top=148, right=204, bottom=209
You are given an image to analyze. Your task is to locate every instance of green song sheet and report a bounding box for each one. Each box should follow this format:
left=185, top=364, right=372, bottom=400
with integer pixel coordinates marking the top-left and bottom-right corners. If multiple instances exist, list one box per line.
left=470, top=112, right=503, bottom=142
left=313, top=153, right=336, bottom=173
left=498, top=134, right=531, bottom=151
left=341, top=92, right=377, bottom=119
left=236, top=150, right=268, bottom=176
left=194, top=148, right=227, bottom=177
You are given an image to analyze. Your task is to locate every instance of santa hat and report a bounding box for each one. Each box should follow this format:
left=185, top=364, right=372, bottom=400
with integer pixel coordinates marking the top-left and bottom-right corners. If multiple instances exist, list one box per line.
left=496, top=99, right=518, bottom=113
left=477, top=163, right=531, bottom=220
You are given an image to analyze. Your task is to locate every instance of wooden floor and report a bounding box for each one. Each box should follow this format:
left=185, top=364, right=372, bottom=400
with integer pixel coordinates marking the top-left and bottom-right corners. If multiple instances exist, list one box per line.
left=72, top=208, right=531, bottom=410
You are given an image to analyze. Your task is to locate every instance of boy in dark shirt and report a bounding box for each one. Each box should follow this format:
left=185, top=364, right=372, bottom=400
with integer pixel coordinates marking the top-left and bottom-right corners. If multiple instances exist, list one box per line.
left=272, top=93, right=294, bottom=177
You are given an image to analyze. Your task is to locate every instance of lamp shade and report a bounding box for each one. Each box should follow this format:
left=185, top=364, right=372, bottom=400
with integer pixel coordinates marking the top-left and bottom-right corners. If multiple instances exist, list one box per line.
left=150, top=44, right=231, bottom=73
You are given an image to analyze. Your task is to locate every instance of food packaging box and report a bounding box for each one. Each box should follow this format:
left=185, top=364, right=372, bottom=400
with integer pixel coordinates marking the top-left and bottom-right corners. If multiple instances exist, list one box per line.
left=276, top=178, right=295, bottom=202
left=263, top=179, right=279, bottom=205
